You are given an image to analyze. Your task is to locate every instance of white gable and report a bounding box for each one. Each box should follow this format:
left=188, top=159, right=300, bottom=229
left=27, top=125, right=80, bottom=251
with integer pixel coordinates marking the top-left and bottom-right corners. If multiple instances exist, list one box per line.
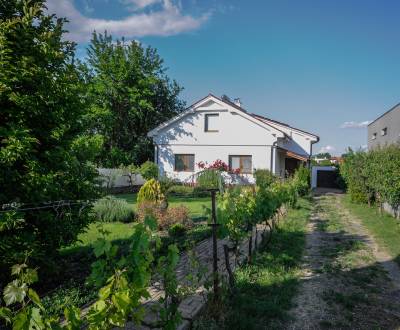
left=149, top=95, right=285, bottom=146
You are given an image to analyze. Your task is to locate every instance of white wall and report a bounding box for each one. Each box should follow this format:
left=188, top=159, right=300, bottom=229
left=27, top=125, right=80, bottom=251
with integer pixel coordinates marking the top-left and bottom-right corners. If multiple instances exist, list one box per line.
left=153, top=108, right=277, bottom=147
left=97, top=168, right=145, bottom=188
left=157, top=144, right=272, bottom=182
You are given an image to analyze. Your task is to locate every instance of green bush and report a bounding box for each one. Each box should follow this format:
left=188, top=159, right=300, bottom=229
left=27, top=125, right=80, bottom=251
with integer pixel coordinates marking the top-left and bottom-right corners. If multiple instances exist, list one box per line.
left=93, top=196, right=135, bottom=223
left=168, top=185, right=194, bottom=196
left=137, top=179, right=164, bottom=204
left=292, top=166, right=311, bottom=196
left=197, top=169, right=224, bottom=190
left=168, top=223, right=187, bottom=238
left=254, top=169, right=276, bottom=188
left=340, top=145, right=400, bottom=211
left=139, top=161, right=159, bottom=180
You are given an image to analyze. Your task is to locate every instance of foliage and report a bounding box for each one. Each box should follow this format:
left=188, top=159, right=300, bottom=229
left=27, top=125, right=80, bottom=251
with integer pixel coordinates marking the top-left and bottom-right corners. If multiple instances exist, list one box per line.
left=168, top=185, right=195, bottom=196
left=168, top=224, right=187, bottom=238
left=254, top=169, right=276, bottom=188
left=218, top=188, right=256, bottom=246
left=137, top=179, right=165, bottom=204
left=93, top=196, right=135, bottom=223
left=292, top=166, right=311, bottom=197
left=83, top=32, right=185, bottom=167
left=197, top=169, right=225, bottom=191
left=340, top=146, right=400, bottom=210
left=0, top=0, right=100, bottom=279
left=158, top=205, right=193, bottom=231
left=136, top=202, right=193, bottom=231
left=139, top=161, right=159, bottom=181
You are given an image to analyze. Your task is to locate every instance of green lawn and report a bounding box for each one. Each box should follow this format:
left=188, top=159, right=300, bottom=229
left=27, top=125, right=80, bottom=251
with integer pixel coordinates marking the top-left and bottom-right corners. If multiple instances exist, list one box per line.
left=116, top=193, right=211, bottom=218
left=342, top=195, right=400, bottom=266
left=62, top=193, right=211, bottom=253
left=194, top=198, right=312, bottom=330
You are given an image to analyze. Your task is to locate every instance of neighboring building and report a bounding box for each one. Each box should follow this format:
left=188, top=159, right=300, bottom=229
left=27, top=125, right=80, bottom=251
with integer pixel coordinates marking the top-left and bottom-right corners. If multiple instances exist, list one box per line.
left=147, top=94, right=319, bottom=183
left=368, top=103, right=400, bottom=150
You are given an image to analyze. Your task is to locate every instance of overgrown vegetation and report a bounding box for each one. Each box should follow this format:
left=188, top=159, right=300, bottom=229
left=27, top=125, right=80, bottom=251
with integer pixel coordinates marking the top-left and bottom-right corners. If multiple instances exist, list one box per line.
left=0, top=0, right=101, bottom=281
left=195, top=198, right=311, bottom=329
left=340, top=145, right=400, bottom=216
left=93, top=196, right=135, bottom=223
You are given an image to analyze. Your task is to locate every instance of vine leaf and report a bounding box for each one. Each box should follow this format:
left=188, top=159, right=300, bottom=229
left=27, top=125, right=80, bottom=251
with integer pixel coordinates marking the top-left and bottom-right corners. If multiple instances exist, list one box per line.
left=3, top=280, right=27, bottom=306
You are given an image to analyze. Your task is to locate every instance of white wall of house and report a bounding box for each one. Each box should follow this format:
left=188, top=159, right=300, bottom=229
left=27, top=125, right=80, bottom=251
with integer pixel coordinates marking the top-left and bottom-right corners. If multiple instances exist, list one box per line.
left=157, top=144, right=272, bottom=182
left=149, top=94, right=319, bottom=182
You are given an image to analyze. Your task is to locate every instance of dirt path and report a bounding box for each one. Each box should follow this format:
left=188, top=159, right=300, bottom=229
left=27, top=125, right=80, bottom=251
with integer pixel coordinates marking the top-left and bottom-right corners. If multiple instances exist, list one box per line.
left=287, top=192, right=400, bottom=330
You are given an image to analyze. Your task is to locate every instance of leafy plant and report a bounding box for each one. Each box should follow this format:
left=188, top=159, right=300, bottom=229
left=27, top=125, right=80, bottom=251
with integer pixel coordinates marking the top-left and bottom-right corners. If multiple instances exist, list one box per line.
left=0, top=0, right=100, bottom=282
left=137, top=179, right=165, bottom=204
left=93, top=196, right=135, bottom=223
left=139, top=161, right=159, bottom=181
left=197, top=169, right=225, bottom=191
left=168, top=223, right=187, bottom=238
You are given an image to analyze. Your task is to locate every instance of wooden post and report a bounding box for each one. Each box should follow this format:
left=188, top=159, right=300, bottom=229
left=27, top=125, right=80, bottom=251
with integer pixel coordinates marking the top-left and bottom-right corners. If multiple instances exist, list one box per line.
left=208, top=188, right=220, bottom=302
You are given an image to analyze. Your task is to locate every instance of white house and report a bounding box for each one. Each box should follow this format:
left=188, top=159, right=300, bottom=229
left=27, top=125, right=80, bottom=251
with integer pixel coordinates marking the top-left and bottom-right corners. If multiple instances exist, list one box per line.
left=148, top=94, right=319, bottom=183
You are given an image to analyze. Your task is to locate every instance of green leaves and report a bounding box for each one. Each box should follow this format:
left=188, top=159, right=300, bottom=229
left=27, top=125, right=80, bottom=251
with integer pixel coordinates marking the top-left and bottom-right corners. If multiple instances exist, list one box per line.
left=3, top=280, right=27, bottom=306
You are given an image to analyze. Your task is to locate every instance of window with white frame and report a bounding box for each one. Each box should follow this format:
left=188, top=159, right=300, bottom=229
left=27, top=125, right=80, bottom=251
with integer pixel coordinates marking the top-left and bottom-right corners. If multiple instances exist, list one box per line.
left=204, top=114, right=219, bottom=132
left=381, top=127, right=387, bottom=136
left=372, top=133, right=377, bottom=140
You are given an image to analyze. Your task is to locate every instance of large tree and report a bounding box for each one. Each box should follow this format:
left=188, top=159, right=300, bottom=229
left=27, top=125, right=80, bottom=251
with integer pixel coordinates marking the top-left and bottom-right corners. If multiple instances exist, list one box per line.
left=0, top=0, right=101, bottom=276
left=84, top=32, right=185, bottom=167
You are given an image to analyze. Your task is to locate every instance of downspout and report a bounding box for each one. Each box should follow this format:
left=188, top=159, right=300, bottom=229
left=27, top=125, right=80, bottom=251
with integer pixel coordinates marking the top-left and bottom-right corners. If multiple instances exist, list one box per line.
left=270, top=141, right=278, bottom=174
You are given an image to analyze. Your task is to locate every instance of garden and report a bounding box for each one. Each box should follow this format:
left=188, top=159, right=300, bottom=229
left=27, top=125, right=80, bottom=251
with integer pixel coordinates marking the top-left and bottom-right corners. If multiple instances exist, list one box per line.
left=0, top=157, right=312, bottom=329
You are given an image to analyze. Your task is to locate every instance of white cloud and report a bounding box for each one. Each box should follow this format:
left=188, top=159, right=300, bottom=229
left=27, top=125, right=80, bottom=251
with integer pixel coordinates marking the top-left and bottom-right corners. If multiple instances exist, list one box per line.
left=46, top=0, right=210, bottom=42
left=318, top=145, right=336, bottom=154
left=120, top=0, right=161, bottom=11
left=340, top=120, right=371, bottom=129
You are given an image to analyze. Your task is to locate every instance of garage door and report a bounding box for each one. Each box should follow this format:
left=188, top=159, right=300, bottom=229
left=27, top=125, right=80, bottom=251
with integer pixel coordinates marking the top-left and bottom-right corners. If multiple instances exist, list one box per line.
left=317, top=170, right=339, bottom=188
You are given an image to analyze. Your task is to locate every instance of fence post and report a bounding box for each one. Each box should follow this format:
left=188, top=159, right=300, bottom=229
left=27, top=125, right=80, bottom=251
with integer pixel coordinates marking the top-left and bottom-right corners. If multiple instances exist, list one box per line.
left=207, top=188, right=220, bottom=302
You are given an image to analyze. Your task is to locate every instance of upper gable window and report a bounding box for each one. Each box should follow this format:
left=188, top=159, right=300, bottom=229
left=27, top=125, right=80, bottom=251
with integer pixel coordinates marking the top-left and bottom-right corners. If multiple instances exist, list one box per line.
left=205, top=114, right=219, bottom=132
left=381, top=127, right=387, bottom=136
left=371, top=133, right=377, bottom=140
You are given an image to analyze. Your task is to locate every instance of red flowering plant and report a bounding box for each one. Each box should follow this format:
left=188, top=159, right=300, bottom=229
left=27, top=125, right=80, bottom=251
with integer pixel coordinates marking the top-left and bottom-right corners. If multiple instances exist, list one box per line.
left=196, top=159, right=241, bottom=174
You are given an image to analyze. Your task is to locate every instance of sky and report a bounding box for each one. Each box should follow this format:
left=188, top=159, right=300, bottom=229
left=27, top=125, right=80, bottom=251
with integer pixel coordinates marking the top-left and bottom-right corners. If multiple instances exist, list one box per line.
left=46, top=0, right=400, bottom=156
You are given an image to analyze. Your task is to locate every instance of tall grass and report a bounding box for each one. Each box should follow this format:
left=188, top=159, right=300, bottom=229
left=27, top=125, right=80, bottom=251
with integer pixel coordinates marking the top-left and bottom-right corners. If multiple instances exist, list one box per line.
left=93, top=196, right=135, bottom=223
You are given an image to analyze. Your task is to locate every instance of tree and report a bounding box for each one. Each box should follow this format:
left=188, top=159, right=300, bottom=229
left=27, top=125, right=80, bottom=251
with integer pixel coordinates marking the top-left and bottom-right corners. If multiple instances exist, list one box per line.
left=83, top=32, right=185, bottom=167
left=0, top=0, right=101, bottom=277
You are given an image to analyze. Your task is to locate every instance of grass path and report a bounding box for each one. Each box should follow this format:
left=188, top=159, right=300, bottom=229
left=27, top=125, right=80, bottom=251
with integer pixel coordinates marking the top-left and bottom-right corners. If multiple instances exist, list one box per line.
left=287, top=192, right=400, bottom=329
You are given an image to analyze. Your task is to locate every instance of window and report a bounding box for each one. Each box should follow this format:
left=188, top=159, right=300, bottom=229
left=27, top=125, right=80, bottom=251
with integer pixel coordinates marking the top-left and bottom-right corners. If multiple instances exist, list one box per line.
left=372, top=133, right=377, bottom=140
left=381, top=127, right=387, bottom=136
left=205, top=114, right=219, bottom=132
left=229, top=155, right=252, bottom=174
left=174, top=154, right=194, bottom=172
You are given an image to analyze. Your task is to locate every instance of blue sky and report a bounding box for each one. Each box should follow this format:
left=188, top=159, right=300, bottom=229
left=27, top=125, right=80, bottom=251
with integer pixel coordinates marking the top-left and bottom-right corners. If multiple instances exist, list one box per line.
left=47, top=0, right=400, bottom=155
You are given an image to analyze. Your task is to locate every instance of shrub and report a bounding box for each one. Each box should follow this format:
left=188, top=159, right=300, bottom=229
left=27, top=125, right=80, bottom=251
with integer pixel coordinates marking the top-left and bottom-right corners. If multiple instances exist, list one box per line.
left=168, top=185, right=194, bottom=196
left=93, top=196, right=135, bottom=223
left=137, top=179, right=165, bottom=204
left=292, top=166, right=311, bottom=196
left=197, top=169, right=224, bottom=190
left=254, top=169, right=276, bottom=188
left=136, top=202, right=192, bottom=231
left=193, top=186, right=210, bottom=197
left=139, top=161, right=159, bottom=180
left=168, top=223, right=187, bottom=238
left=158, top=205, right=193, bottom=231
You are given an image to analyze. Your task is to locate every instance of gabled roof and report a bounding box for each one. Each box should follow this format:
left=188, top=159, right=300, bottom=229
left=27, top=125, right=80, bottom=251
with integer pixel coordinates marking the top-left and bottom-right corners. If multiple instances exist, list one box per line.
left=251, top=113, right=319, bottom=141
left=148, top=93, right=319, bottom=142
